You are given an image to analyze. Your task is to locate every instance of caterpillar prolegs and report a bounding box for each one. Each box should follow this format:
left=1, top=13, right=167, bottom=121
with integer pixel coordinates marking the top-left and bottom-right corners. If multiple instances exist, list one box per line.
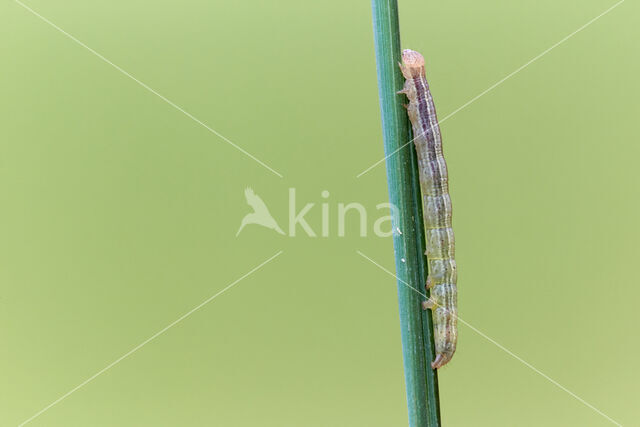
left=399, top=49, right=458, bottom=369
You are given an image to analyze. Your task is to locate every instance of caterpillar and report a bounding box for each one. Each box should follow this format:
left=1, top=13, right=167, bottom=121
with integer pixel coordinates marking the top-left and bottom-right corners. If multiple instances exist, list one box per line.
left=398, top=49, right=457, bottom=369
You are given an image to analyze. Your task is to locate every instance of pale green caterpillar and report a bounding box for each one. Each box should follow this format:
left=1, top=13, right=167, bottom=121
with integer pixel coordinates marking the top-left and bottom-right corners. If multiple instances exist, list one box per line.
left=399, top=49, right=457, bottom=369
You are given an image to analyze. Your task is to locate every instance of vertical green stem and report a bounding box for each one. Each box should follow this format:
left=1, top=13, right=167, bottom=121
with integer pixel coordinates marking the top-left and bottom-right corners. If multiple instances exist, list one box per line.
left=370, top=1, right=441, bottom=425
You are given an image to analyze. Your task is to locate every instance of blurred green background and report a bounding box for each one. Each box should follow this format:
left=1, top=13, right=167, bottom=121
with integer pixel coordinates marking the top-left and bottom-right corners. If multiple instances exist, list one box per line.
left=1, top=0, right=638, bottom=425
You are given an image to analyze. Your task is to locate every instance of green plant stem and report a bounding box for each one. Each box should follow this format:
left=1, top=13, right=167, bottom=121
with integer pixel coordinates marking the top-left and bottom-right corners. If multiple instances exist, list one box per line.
left=370, top=1, right=441, bottom=425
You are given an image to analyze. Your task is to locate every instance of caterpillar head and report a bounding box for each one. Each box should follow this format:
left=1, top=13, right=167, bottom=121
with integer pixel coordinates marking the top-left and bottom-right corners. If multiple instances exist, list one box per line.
left=399, top=49, right=425, bottom=79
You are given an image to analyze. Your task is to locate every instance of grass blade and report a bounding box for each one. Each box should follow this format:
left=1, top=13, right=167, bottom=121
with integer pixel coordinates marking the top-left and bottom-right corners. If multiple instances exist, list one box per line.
left=370, top=1, right=441, bottom=425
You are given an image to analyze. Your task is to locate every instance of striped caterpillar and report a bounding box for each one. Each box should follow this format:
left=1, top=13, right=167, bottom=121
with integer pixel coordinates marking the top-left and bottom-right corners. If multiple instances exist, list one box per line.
left=398, top=49, right=457, bottom=369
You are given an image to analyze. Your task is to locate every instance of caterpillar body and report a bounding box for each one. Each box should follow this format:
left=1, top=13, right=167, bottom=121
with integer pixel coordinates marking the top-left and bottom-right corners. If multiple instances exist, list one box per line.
left=399, top=49, right=457, bottom=369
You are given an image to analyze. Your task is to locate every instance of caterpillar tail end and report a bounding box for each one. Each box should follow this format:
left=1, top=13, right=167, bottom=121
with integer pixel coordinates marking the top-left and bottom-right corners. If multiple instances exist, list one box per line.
left=431, top=353, right=452, bottom=369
